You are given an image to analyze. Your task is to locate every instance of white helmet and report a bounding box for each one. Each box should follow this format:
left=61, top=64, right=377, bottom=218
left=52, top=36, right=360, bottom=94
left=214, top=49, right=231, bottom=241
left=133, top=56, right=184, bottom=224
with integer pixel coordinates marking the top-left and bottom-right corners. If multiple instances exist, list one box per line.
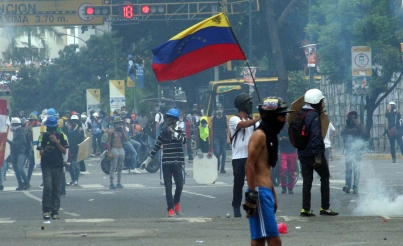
left=93, top=112, right=99, bottom=118
left=11, top=117, right=21, bottom=124
left=389, top=101, right=396, bottom=106
left=81, top=114, right=87, bottom=120
left=71, top=115, right=79, bottom=120
left=304, top=89, right=324, bottom=104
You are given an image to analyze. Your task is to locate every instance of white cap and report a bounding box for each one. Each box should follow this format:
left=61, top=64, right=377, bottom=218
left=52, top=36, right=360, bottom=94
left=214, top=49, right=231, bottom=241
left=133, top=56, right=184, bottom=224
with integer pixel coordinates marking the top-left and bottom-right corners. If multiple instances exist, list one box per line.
left=389, top=101, right=396, bottom=105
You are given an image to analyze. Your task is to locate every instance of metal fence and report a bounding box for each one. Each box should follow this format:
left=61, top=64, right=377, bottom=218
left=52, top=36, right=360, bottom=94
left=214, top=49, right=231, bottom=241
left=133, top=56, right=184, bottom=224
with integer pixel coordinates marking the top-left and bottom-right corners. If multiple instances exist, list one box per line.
left=320, top=78, right=403, bottom=153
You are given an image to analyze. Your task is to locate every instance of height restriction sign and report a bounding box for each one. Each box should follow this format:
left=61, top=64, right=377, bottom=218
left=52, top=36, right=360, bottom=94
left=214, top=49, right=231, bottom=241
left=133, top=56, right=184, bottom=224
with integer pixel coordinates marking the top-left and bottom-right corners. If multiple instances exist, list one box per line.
left=352, top=46, right=372, bottom=76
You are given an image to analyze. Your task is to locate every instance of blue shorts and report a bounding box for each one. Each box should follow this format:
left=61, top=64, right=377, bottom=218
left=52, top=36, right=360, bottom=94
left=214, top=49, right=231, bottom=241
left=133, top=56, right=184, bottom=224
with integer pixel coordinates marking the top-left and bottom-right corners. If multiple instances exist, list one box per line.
left=247, top=187, right=279, bottom=240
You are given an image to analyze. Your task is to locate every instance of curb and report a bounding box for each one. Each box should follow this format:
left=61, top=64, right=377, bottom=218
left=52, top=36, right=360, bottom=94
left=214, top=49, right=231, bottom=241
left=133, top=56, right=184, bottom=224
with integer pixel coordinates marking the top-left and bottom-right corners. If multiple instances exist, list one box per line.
left=332, top=153, right=396, bottom=160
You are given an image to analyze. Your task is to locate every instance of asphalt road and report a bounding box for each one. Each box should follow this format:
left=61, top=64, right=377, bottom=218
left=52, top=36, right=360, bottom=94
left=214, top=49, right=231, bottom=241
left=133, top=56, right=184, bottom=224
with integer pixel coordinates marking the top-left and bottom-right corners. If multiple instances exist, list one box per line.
left=1, top=155, right=403, bottom=245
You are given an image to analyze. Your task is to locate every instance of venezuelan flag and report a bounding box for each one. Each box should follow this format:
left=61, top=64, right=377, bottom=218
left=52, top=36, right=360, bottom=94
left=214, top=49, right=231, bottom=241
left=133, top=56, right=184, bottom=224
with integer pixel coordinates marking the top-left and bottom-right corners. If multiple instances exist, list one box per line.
left=152, top=12, right=246, bottom=82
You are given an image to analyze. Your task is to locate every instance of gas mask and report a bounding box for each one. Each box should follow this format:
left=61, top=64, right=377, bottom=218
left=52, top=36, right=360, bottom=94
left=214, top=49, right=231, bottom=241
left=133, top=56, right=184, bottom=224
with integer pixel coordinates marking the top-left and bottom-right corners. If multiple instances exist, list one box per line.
left=216, top=110, right=223, bottom=117
left=262, top=116, right=285, bottom=134
left=114, top=123, right=123, bottom=130
left=46, top=126, right=57, bottom=134
left=240, top=100, right=253, bottom=115
left=10, top=124, right=20, bottom=131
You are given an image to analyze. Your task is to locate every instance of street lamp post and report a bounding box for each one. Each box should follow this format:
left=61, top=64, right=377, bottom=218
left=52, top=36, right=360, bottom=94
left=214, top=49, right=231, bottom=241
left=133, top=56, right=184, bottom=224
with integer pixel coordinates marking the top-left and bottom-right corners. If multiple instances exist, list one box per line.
left=308, top=0, right=314, bottom=89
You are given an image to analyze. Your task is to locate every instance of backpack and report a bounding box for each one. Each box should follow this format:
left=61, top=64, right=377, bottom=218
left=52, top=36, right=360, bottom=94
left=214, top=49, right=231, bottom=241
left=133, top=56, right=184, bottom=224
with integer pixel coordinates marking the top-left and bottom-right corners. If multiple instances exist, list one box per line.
left=288, top=110, right=313, bottom=150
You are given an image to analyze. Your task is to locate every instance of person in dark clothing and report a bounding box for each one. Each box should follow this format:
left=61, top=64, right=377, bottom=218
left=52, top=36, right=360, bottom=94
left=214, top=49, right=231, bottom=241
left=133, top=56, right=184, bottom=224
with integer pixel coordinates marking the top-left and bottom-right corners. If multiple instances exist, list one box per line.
left=7, top=117, right=30, bottom=190
left=278, top=123, right=297, bottom=194
left=67, top=115, right=84, bottom=186
left=385, top=101, right=403, bottom=163
left=298, top=89, right=338, bottom=217
left=210, top=105, right=229, bottom=173
left=141, top=108, right=186, bottom=217
left=37, top=115, right=69, bottom=220
left=341, top=111, right=367, bottom=194
left=25, top=113, right=40, bottom=182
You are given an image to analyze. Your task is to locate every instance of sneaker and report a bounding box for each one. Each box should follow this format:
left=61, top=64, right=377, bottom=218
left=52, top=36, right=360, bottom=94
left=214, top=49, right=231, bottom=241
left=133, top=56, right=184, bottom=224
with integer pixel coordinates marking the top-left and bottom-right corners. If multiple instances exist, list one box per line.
left=16, top=184, right=24, bottom=191
left=353, top=187, right=358, bottom=194
left=174, top=203, right=181, bottom=215
left=130, top=168, right=142, bottom=174
left=51, top=214, right=60, bottom=220
left=0, top=185, right=3, bottom=191
left=188, top=160, right=193, bottom=163
left=320, top=208, right=339, bottom=216
left=300, top=209, right=316, bottom=217
left=66, top=180, right=74, bottom=186
left=281, top=187, right=287, bottom=194
left=233, top=207, right=241, bottom=217
left=109, top=184, right=116, bottom=189
left=220, top=169, right=226, bottom=173
left=43, top=212, right=51, bottom=220
left=168, top=208, right=175, bottom=217
left=116, top=183, right=124, bottom=188
left=40, top=183, right=44, bottom=187
left=288, top=188, right=294, bottom=194
left=24, top=182, right=31, bottom=190
left=342, top=186, right=350, bottom=193
left=90, top=154, right=96, bottom=157
left=74, top=181, right=78, bottom=186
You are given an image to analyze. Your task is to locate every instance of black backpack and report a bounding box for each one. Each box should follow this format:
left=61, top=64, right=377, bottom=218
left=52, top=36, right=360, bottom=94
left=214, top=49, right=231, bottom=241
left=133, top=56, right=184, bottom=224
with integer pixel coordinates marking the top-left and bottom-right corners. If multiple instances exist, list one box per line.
left=288, top=110, right=313, bottom=150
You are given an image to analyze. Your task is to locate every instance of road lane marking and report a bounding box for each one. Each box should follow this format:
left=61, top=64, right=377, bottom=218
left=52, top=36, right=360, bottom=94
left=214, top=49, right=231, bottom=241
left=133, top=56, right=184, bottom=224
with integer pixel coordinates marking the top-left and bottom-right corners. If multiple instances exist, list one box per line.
left=80, top=184, right=104, bottom=189
left=65, top=219, right=114, bottom=223
left=22, top=190, right=42, bottom=202
left=63, top=212, right=80, bottom=217
left=182, top=190, right=216, bottom=198
left=0, top=218, right=16, bottom=224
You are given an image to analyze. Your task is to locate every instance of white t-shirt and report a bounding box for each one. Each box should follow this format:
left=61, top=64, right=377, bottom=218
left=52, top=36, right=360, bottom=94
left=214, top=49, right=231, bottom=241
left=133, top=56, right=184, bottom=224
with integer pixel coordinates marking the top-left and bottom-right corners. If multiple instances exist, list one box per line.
left=324, top=122, right=336, bottom=148
left=229, top=116, right=256, bottom=159
left=155, top=112, right=164, bottom=124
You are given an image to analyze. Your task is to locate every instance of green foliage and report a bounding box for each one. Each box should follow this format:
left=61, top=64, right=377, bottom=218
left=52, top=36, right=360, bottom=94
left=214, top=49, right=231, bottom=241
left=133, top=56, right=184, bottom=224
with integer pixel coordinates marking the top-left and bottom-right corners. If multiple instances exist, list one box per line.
left=287, top=71, right=310, bottom=102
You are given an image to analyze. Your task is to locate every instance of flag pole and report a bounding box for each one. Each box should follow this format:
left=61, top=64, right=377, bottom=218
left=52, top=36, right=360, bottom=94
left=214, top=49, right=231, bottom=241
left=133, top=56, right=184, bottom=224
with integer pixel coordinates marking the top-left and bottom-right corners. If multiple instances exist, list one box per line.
left=220, top=11, right=261, bottom=103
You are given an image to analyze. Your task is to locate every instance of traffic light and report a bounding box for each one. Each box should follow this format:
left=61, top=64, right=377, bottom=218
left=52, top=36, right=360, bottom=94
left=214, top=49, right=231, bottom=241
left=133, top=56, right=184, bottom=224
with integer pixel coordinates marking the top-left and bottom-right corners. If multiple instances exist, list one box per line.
left=120, top=5, right=135, bottom=19
left=140, top=5, right=166, bottom=15
left=84, top=6, right=110, bottom=16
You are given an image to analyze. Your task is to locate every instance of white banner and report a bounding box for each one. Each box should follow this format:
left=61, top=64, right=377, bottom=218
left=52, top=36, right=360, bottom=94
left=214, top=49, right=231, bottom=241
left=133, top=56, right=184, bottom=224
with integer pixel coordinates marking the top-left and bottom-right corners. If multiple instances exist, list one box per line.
left=109, top=80, right=125, bottom=115
left=86, top=89, right=101, bottom=114
left=77, top=137, right=92, bottom=162
left=32, top=126, right=45, bottom=165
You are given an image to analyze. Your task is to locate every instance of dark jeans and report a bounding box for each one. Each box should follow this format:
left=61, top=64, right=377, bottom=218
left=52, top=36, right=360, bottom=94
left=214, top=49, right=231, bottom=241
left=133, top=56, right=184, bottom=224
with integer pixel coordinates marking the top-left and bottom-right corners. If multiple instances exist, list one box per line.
left=388, top=135, right=403, bottom=160
left=27, top=149, right=35, bottom=182
left=213, top=137, right=227, bottom=171
left=162, top=163, right=184, bottom=210
left=42, top=167, right=63, bottom=214
left=231, top=158, right=247, bottom=208
left=92, top=133, right=102, bottom=154
left=80, top=160, right=86, bottom=172
left=11, top=153, right=28, bottom=185
left=299, top=154, right=330, bottom=211
left=68, top=155, right=79, bottom=181
left=186, top=138, right=193, bottom=159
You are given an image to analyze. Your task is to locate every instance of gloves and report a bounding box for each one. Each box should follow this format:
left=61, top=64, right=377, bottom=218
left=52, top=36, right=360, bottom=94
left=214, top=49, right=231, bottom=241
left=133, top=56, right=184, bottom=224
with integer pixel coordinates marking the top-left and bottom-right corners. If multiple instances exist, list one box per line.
left=313, top=154, right=322, bottom=168
left=207, top=148, right=213, bottom=159
left=197, top=148, right=203, bottom=158
left=140, top=157, right=152, bottom=170
left=242, top=191, right=258, bottom=218
left=168, top=127, right=179, bottom=139
left=107, top=152, right=114, bottom=160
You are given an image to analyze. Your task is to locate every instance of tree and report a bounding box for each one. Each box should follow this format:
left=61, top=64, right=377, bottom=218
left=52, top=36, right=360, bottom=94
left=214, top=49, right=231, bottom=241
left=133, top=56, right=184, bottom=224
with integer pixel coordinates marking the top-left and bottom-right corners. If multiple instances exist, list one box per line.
left=310, top=0, right=403, bottom=133
left=0, top=26, right=64, bottom=61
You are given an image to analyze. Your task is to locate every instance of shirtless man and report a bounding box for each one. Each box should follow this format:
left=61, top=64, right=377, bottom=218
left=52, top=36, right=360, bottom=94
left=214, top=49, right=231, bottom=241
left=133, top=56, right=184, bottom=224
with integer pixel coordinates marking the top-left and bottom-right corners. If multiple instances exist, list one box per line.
left=244, top=97, right=293, bottom=246
left=107, top=116, right=128, bottom=189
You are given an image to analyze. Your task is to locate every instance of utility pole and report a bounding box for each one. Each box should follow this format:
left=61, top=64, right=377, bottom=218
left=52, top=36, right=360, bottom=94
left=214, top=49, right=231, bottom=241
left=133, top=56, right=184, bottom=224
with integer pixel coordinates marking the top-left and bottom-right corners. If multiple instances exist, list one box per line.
left=308, top=0, right=314, bottom=89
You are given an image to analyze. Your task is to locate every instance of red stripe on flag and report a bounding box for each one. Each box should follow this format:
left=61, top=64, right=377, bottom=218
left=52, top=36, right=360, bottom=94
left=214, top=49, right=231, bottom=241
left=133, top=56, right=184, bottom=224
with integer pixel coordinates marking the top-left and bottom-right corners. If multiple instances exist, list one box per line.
left=152, top=44, right=246, bottom=82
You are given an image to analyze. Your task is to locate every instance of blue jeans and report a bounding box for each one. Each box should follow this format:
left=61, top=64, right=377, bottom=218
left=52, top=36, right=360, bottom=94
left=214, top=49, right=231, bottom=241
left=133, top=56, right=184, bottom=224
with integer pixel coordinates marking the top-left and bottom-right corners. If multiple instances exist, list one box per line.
left=92, top=133, right=102, bottom=154
left=345, top=152, right=362, bottom=189
left=69, top=155, right=80, bottom=181
left=213, top=137, right=227, bottom=171
left=42, top=167, right=63, bottom=214
left=162, top=163, right=184, bottom=210
left=11, top=153, right=28, bottom=185
left=123, top=140, right=137, bottom=169
left=27, top=149, right=35, bottom=182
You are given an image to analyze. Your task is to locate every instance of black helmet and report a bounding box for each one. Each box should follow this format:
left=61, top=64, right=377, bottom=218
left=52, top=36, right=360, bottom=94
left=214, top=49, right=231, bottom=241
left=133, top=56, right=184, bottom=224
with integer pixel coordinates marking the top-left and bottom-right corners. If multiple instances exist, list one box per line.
left=258, top=97, right=293, bottom=118
left=234, top=93, right=252, bottom=109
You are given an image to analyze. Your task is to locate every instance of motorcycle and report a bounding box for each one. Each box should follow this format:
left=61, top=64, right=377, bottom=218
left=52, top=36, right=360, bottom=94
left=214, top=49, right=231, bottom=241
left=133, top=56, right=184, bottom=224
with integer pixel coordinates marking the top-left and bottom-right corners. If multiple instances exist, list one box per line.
left=100, top=132, right=160, bottom=174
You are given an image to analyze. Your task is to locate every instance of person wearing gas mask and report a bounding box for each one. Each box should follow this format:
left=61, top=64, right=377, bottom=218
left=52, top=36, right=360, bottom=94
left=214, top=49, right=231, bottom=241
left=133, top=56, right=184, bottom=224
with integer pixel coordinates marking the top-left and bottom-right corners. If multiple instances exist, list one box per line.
left=297, top=89, right=338, bottom=217
left=37, top=115, right=69, bottom=220
left=341, top=111, right=367, bottom=194
left=210, top=104, right=229, bottom=173
left=385, top=101, right=403, bottom=163
left=140, top=108, right=186, bottom=217
left=67, top=115, right=85, bottom=186
left=107, top=116, right=128, bottom=189
left=7, top=117, right=30, bottom=190
left=229, top=93, right=260, bottom=217
left=244, top=97, right=292, bottom=246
